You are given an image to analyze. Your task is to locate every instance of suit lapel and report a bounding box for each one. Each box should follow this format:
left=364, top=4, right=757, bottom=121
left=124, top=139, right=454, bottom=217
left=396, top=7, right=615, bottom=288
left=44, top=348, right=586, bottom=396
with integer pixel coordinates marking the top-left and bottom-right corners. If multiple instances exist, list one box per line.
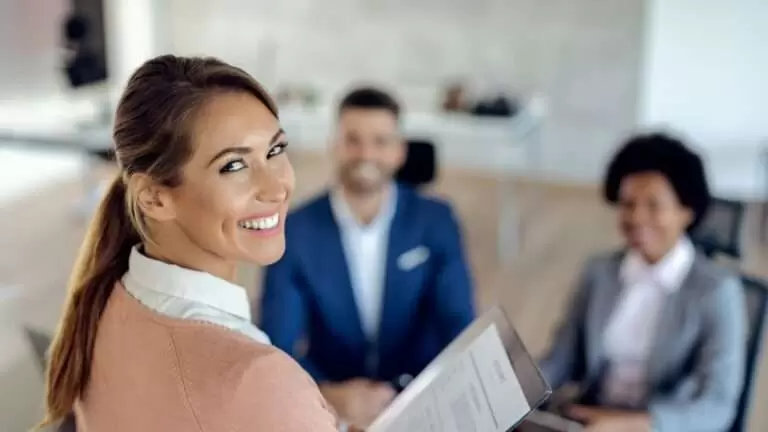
left=316, top=196, right=368, bottom=347
left=646, top=256, right=698, bottom=386
left=377, top=186, right=415, bottom=354
left=586, top=252, right=625, bottom=380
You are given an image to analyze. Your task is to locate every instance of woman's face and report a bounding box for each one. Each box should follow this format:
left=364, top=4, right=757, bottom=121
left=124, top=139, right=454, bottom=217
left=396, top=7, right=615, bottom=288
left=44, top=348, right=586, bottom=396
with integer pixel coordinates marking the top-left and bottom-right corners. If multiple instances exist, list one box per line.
left=617, top=172, right=692, bottom=263
left=152, top=91, right=294, bottom=269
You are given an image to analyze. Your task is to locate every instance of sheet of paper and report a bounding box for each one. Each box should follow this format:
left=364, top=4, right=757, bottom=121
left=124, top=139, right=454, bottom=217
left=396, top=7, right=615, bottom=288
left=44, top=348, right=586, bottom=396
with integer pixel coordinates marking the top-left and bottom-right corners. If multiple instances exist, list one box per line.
left=369, top=324, right=531, bottom=432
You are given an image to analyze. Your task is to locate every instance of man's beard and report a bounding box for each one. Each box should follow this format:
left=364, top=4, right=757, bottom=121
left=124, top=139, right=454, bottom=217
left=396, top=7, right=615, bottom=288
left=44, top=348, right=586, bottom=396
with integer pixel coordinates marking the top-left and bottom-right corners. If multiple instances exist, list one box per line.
left=339, top=161, right=390, bottom=195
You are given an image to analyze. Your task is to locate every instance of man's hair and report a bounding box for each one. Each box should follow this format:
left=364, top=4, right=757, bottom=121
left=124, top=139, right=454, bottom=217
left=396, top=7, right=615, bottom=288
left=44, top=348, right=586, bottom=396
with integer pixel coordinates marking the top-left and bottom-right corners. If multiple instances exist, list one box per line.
left=338, top=87, right=400, bottom=120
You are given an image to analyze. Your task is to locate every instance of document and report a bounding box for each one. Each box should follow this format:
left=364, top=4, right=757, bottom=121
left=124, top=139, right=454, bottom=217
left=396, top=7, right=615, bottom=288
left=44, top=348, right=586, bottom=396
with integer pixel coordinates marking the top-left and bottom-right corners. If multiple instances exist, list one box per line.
left=369, top=307, right=549, bottom=432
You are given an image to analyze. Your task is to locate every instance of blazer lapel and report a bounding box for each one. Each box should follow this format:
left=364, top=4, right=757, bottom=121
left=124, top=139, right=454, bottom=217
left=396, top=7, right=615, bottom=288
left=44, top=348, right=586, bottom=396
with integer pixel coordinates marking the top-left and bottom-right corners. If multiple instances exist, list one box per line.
left=586, top=252, right=625, bottom=381
left=377, top=187, right=417, bottom=354
left=316, top=196, right=368, bottom=347
left=645, top=257, right=699, bottom=386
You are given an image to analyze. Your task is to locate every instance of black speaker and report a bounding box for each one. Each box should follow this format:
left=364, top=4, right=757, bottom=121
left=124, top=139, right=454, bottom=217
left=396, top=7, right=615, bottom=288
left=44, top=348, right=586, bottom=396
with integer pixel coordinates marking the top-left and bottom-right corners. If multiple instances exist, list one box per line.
left=63, top=0, right=108, bottom=88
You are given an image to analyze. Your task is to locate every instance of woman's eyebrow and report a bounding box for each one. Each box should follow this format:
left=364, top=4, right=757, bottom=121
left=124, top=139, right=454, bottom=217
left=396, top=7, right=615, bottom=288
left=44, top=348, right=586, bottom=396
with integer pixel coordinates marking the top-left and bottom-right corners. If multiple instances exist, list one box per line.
left=207, top=128, right=285, bottom=166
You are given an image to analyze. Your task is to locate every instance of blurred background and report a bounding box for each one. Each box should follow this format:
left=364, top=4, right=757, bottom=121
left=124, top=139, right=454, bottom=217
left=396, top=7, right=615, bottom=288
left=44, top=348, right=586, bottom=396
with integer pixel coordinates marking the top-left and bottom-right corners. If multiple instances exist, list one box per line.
left=0, top=0, right=766, bottom=430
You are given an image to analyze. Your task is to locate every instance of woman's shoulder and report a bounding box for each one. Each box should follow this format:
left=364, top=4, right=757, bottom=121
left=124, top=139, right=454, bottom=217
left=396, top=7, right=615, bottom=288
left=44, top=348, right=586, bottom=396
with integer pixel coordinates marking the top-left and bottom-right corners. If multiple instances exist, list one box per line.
left=686, top=254, right=743, bottom=296
left=582, top=249, right=740, bottom=288
left=169, top=326, right=338, bottom=430
left=579, top=249, right=624, bottom=277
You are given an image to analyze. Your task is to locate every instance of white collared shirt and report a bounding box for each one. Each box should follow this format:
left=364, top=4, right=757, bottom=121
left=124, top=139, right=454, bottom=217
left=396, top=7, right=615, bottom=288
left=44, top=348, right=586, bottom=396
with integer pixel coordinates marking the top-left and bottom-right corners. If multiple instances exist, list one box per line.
left=601, top=237, right=695, bottom=407
left=122, top=246, right=271, bottom=345
left=330, top=184, right=397, bottom=341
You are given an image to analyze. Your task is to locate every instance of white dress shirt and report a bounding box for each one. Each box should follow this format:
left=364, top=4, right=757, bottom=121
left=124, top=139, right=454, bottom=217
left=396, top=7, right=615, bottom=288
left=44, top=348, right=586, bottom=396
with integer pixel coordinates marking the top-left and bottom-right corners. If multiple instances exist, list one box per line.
left=601, top=237, right=695, bottom=407
left=330, top=184, right=397, bottom=341
left=122, top=246, right=271, bottom=345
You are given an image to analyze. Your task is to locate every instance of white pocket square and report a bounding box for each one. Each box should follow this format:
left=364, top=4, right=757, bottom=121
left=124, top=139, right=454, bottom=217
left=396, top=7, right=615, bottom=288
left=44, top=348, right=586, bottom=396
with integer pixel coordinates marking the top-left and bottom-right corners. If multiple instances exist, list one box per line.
left=397, top=246, right=430, bottom=271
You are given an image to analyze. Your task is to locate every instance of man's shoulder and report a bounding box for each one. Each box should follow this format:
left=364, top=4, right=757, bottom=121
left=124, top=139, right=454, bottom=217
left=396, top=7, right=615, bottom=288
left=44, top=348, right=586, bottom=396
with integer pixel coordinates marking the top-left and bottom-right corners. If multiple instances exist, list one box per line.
left=398, top=185, right=454, bottom=218
left=286, top=191, right=332, bottom=228
left=291, top=191, right=331, bottom=215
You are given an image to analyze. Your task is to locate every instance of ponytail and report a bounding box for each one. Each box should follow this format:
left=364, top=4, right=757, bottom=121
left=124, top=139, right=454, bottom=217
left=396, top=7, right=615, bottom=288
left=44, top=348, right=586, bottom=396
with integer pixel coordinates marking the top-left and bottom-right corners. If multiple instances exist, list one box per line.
left=42, top=175, right=140, bottom=426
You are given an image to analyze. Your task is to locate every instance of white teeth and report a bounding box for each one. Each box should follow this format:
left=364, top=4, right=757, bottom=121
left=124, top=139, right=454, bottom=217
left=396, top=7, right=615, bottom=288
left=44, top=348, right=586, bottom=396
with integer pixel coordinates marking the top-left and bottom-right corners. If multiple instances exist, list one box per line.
left=239, top=213, right=279, bottom=230
left=352, top=162, right=381, bottom=182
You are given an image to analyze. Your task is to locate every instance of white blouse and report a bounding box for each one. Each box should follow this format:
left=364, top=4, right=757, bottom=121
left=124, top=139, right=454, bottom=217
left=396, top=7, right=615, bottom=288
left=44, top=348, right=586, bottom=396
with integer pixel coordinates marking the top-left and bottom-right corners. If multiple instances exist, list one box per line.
left=601, top=237, right=695, bottom=407
left=122, top=246, right=270, bottom=345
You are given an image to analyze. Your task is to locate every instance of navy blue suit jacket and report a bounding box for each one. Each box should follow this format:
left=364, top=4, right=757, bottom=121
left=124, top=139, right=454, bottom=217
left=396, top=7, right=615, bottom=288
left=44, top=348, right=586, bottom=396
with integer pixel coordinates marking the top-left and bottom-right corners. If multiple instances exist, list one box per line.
left=260, top=184, right=475, bottom=384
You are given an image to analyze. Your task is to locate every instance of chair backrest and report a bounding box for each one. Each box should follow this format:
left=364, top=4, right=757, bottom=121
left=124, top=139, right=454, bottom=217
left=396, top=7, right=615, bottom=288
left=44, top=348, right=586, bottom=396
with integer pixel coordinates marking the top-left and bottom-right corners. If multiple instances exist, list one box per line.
left=395, top=139, right=437, bottom=187
left=24, top=327, right=78, bottom=431
left=57, top=415, right=77, bottom=432
left=691, top=198, right=745, bottom=259
left=731, top=275, right=768, bottom=432
left=24, top=326, right=52, bottom=373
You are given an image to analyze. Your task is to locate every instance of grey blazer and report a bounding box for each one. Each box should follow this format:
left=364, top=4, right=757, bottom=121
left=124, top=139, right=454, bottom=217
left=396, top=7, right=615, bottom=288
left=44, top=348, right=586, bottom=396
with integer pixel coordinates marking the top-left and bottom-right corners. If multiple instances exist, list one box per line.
left=540, top=251, right=746, bottom=432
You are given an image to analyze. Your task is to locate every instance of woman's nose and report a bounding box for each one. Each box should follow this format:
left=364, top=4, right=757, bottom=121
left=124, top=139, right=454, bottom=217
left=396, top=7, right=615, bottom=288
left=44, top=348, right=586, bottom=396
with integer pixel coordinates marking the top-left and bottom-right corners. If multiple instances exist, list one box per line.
left=254, top=168, right=287, bottom=203
left=628, top=207, right=650, bottom=226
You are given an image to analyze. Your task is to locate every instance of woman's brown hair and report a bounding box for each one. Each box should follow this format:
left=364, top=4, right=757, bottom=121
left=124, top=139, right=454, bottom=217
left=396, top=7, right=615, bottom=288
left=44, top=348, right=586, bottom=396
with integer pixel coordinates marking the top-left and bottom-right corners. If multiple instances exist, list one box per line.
left=42, top=55, right=277, bottom=427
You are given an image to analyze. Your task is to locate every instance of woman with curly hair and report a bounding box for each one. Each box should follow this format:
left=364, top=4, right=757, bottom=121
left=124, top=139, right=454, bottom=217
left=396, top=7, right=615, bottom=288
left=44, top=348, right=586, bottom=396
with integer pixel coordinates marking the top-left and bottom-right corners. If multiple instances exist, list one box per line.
left=540, top=133, right=746, bottom=432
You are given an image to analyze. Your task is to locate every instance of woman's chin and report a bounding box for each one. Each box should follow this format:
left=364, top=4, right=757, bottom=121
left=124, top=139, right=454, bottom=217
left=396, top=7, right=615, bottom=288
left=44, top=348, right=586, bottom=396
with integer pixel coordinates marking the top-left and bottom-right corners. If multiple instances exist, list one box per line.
left=241, top=241, right=285, bottom=266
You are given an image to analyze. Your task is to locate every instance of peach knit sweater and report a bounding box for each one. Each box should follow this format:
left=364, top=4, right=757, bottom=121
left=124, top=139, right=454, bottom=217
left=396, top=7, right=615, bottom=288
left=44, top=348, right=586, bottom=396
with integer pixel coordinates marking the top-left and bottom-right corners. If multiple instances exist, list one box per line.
left=73, top=284, right=338, bottom=431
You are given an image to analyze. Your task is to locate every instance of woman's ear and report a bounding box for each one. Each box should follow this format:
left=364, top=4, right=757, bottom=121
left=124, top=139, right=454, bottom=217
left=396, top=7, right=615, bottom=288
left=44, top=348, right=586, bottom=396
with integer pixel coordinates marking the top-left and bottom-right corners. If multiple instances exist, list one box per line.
left=130, top=174, right=177, bottom=222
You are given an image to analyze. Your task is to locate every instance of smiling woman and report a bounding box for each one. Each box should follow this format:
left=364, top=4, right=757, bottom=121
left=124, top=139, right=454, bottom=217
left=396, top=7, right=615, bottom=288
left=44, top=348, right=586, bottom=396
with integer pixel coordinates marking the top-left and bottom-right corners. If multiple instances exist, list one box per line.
left=540, top=133, right=746, bottom=432
left=41, top=55, right=338, bottom=432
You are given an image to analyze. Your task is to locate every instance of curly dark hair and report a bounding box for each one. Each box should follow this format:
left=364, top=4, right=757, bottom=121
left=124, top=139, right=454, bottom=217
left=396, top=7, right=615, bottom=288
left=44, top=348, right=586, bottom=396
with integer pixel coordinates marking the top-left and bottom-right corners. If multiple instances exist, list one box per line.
left=603, top=132, right=711, bottom=231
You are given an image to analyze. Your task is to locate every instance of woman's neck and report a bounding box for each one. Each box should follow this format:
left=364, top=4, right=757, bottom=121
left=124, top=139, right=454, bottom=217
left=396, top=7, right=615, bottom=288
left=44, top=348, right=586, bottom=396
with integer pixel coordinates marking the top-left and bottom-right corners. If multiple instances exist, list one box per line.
left=637, top=237, right=684, bottom=265
left=142, top=235, right=238, bottom=283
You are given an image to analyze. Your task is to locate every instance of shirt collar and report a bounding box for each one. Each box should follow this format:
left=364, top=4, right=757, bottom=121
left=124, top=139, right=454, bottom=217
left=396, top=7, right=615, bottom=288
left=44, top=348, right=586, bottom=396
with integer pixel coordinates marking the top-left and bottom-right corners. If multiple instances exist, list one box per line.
left=620, top=237, right=695, bottom=292
left=330, top=182, right=398, bottom=231
left=126, top=246, right=252, bottom=321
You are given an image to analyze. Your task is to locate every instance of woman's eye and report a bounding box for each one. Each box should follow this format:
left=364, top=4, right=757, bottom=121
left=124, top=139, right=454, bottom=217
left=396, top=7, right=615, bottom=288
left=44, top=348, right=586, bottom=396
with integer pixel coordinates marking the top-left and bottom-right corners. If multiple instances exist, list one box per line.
left=220, top=159, right=247, bottom=173
left=267, top=142, right=288, bottom=159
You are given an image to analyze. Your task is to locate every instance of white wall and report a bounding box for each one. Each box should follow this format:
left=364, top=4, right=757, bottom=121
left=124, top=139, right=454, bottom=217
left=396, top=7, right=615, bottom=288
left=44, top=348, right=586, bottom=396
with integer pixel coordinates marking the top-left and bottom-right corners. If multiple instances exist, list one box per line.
left=11, top=1, right=764, bottom=196
left=103, top=0, right=159, bottom=89
left=639, top=0, right=768, bottom=198
left=0, top=0, right=69, bottom=99
left=640, top=0, right=767, bottom=140
left=164, top=0, right=646, bottom=183
left=0, top=0, right=648, bottom=184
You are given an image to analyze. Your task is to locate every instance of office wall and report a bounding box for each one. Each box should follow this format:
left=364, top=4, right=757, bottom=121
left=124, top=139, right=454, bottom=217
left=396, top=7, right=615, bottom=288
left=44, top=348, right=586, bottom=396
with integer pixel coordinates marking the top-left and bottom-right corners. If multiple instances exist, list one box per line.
left=0, top=0, right=69, bottom=99
left=164, top=0, right=646, bottom=182
left=639, top=0, right=767, bottom=198
left=640, top=0, right=768, bottom=141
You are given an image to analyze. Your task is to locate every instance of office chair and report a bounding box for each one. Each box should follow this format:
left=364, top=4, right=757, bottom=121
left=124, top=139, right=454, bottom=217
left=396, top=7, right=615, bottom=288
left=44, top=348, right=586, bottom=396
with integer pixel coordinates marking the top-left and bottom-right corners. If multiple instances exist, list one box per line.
left=23, top=326, right=52, bottom=373
left=730, top=275, right=768, bottom=432
left=762, top=202, right=768, bottom=245
left=395, top=139, right=437, bottom=187
left=691, top=198, right=745, bottom=259
left=24, top=327, right=78, bottom=431
left=761, top=146, right=768, bottom=244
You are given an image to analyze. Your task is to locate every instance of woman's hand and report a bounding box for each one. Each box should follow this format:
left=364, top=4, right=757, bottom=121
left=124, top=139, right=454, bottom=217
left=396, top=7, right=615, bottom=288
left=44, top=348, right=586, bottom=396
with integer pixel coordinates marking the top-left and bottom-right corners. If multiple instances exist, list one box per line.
left=568, top=405, right=652, bottom=432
